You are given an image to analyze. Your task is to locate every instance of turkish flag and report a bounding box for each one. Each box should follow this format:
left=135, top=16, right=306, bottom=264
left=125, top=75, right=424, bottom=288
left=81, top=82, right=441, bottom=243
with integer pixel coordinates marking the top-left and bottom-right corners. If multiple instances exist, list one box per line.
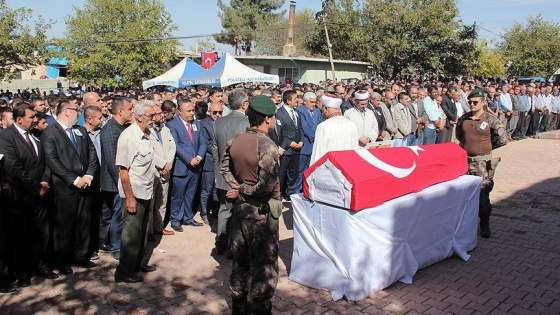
left=303, top=143, right=468, bottom=211
left=202, top=52, right=218, bottom=69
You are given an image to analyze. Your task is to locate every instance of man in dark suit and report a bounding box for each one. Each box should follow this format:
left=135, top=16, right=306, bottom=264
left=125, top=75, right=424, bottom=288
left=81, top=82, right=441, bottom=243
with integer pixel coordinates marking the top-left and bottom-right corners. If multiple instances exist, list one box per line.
left=0, top=102, right=54, bottom=290
left=197, top=101, right=220, bottom=224
left=212, top=88, right=249, bottom=255
left=167, top=99, right=208, bottom=232
left=295, top=92, right=322, bottom=190
left=276, top=90, right=303, bottom=199
left=99, top=97, right=133, bottom=260
left=441, top=85, right=460, bottom=143
left=41, top=100, right=99, bottom=274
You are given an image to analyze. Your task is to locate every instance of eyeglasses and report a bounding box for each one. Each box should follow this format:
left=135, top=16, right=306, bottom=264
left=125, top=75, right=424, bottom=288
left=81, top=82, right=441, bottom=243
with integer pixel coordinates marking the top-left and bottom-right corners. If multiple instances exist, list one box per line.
left=467, top=100, right=480, bottom=105
left=144, top=113, right=157, bottom=119
left=211, top=111, right=223, bottom=115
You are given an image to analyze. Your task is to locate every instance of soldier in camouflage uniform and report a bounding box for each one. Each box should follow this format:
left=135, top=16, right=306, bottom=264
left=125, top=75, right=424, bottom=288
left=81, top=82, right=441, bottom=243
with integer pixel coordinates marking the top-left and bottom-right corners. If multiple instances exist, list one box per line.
left=221, top=95, right=280, bottom=315
left=456, top=88, right=508, bottom=238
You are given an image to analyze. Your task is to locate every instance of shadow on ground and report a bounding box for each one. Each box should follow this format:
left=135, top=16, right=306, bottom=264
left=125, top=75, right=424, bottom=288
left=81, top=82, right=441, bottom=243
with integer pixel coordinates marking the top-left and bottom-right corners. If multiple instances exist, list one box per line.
left=1, top=178, right=559, bottom=314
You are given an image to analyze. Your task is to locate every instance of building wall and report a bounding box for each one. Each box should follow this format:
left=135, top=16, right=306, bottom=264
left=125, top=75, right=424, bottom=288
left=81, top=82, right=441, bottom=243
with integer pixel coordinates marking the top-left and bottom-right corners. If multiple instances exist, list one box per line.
left=236, top=58, right=368, bottom=85
left=19, top=65, right=47, bottom=80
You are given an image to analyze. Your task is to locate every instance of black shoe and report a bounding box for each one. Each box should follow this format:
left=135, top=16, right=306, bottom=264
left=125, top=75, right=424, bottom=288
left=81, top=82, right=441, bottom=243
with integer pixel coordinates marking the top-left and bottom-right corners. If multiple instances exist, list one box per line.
left=0, top=285, right=17, bottom=294
left=36, top=269, right=59, bottom=280
left=99, top=243, right=111, bottom=252
left=115, top=273, right=144, bottom=283
left=171, top=224, right=183, bottom=232
left=17, top=276, right=31, bottom=288
left=185, top=220, right=203, bottom=227
left=74, top=260, right=95, bottom=268
left=58, top=265, right=73, bottom=275
left=201, top=216, right=209, bottom=225
left=111, top=251, right=120, bottom=261
left=139, top=265, right=157, bottom=273
left=90, top=251, right=100, bottom=261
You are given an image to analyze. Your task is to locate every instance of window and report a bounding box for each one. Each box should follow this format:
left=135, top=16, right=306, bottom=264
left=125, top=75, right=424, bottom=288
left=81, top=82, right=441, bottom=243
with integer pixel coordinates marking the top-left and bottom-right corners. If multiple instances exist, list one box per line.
left=278, top=67, right=300, bottom=82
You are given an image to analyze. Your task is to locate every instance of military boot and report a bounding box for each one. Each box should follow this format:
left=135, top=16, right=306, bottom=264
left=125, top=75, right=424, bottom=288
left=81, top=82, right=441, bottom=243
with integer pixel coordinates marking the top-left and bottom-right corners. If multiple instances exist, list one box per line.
left=231, top=297, right=249, bottom=315
left=480, top=220, right=491, bottom=238
left=252, top=301, right=272, bottom=315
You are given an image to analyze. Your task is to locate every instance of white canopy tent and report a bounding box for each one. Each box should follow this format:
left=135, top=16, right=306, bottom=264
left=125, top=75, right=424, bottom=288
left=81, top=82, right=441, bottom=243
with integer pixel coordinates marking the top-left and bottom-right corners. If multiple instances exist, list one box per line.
left=179, top=52, right=279, bottom=87
left=142, top=58, right=204, bottom=90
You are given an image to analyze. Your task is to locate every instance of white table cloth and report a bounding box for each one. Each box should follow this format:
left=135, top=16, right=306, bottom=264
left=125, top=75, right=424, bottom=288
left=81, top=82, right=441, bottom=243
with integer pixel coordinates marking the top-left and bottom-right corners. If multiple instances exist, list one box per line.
left=289, top=175, right=481, bottom=301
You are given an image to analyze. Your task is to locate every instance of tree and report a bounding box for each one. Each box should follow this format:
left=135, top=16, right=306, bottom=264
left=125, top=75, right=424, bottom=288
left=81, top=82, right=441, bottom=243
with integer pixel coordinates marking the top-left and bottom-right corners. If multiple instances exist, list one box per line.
left=499, top=15, right=560, bottom=77
left=307, top=0, right=369, bottom=61
left=308, top=0, right=478, bottom=79
left=59, top=0, right=179, bottom=86
left=475, top=42, right=506, bottom=79
left=190, top=38, right=217, bottom=54
left=0, top=0, right=51, bottom=81
left=254, top=8, right=317, bottom=56
left=216, top=0, right=285, bottom=54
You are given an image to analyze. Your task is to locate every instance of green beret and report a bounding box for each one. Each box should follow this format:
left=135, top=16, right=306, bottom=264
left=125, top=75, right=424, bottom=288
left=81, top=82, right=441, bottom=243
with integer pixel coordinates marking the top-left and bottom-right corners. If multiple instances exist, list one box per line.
left=249, top=95, right=276, bottom=116
left=468, top=88, right=485, bottom=99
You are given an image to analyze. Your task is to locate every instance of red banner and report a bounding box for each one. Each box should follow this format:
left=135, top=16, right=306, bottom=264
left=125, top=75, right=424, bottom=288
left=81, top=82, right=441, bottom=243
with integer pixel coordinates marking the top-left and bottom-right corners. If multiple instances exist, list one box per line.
left=202, top=52, right=218, bottom=69
left=303, top=143, right=468, bottom=211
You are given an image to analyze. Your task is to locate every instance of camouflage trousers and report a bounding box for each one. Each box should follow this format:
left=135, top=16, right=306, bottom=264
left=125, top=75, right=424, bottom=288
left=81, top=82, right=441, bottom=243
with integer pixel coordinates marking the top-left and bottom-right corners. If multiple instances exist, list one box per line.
left=467, top=159, right=499, bottom=221
left=230, top=202, right=279, bottom=313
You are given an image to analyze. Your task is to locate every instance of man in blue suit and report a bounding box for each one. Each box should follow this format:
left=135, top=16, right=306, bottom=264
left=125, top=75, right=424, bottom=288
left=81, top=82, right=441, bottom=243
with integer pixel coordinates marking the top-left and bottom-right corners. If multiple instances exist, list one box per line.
left=295, top=92, right=322, bottom=191
left=167, top=99, right=207, bottom=232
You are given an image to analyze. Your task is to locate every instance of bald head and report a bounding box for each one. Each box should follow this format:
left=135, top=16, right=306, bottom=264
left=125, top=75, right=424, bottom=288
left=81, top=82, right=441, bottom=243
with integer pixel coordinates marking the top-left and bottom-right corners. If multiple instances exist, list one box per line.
left=83, top=92, right=101, bottom=107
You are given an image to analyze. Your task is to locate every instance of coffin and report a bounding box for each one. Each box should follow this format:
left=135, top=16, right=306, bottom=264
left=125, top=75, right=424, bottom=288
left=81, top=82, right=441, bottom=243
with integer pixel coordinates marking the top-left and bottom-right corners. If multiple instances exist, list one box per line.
left=302, top=143, right=468, bottom=211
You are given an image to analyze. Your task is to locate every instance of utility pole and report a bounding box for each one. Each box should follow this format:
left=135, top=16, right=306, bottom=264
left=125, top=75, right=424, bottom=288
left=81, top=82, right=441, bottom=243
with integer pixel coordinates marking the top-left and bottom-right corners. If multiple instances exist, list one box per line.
left=323, top=20, right=336, bottom=81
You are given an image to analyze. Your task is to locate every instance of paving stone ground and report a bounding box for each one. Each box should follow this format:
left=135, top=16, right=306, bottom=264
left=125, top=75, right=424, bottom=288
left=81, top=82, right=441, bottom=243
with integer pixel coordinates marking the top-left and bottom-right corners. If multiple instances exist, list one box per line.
left=1, top=132, right=560, bottom=314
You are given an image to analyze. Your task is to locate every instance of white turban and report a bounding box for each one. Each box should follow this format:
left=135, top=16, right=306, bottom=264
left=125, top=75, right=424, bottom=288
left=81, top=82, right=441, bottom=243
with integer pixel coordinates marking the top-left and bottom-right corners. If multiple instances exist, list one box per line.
left=354, top=90, right=369, bottom=100
left=321, top=95, right=342, bottom=108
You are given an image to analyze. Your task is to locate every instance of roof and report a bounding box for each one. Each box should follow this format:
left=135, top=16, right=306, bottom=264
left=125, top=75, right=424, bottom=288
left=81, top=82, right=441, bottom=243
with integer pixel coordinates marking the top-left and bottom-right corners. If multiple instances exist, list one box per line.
left=234, top=55, right=370, bottom=66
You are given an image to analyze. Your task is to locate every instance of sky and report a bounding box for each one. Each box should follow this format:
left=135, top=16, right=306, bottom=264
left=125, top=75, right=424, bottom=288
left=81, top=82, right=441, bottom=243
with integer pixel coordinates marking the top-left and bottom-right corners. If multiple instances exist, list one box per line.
left=6, top=0, right=560, bottom=51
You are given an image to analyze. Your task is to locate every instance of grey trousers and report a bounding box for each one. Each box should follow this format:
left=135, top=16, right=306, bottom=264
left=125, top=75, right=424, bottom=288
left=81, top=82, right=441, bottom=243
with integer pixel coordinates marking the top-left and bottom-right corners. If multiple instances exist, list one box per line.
left=215, top=189, right=234, bottom=247
left=116, top=198, right=151, bottom=277
left=148, top=176, right=170, bottom=234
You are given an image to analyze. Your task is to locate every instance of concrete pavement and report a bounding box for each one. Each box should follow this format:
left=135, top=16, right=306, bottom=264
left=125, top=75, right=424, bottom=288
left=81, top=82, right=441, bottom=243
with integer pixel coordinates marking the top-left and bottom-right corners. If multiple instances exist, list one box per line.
left=1, top=134, right=559, bottom=314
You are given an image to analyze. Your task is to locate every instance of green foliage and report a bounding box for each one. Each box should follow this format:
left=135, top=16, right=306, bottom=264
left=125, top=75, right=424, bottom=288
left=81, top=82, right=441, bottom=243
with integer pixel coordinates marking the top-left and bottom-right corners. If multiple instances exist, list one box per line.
left=308, top=0, right=478, bottom=79
left=499, top=15, right=560, bottom=77
left=254, top=8, right=318, bottom=55
left=307, top=0, right=368, bottom=61
left=216, top=0, right=285, bottom=53
left=59, top=0, right=179, bottom=86
left=475, top=42, right=506, bottom=78
left=0, top=0, right=51, bottom=81
left=191, top=38, right=217, bottom=54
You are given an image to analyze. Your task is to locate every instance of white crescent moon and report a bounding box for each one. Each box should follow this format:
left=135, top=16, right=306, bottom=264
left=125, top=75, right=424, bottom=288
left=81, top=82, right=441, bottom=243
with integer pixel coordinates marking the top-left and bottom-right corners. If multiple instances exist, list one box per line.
left=354, top=146, right=425, bottom=178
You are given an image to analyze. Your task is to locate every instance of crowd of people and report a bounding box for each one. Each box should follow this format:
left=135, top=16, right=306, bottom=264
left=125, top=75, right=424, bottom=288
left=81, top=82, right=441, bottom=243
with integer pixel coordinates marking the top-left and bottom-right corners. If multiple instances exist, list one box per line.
left=0, top=77, right=558, bottom=313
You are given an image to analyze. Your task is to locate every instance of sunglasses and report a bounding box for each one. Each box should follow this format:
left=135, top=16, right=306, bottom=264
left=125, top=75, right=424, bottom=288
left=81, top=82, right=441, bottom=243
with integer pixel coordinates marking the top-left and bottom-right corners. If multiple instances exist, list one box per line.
left=66, top=107, right=82, bottom=113
left=467, top=100, right=480, bottom=105
left=211, top=111, right=223, bottom=115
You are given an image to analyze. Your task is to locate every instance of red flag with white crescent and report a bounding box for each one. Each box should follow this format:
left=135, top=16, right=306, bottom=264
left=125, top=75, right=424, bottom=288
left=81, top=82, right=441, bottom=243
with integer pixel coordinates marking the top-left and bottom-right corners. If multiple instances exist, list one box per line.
left=202, top=52, right=217, bottom=69
left=303, top=143, right=468, bottom=210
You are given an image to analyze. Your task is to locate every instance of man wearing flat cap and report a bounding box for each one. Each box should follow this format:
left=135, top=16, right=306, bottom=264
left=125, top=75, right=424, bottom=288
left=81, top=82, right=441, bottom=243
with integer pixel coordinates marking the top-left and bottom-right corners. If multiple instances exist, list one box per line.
left=220, top=95, right=281, bottom=315
left=456, top=88, right=508, bottom=238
